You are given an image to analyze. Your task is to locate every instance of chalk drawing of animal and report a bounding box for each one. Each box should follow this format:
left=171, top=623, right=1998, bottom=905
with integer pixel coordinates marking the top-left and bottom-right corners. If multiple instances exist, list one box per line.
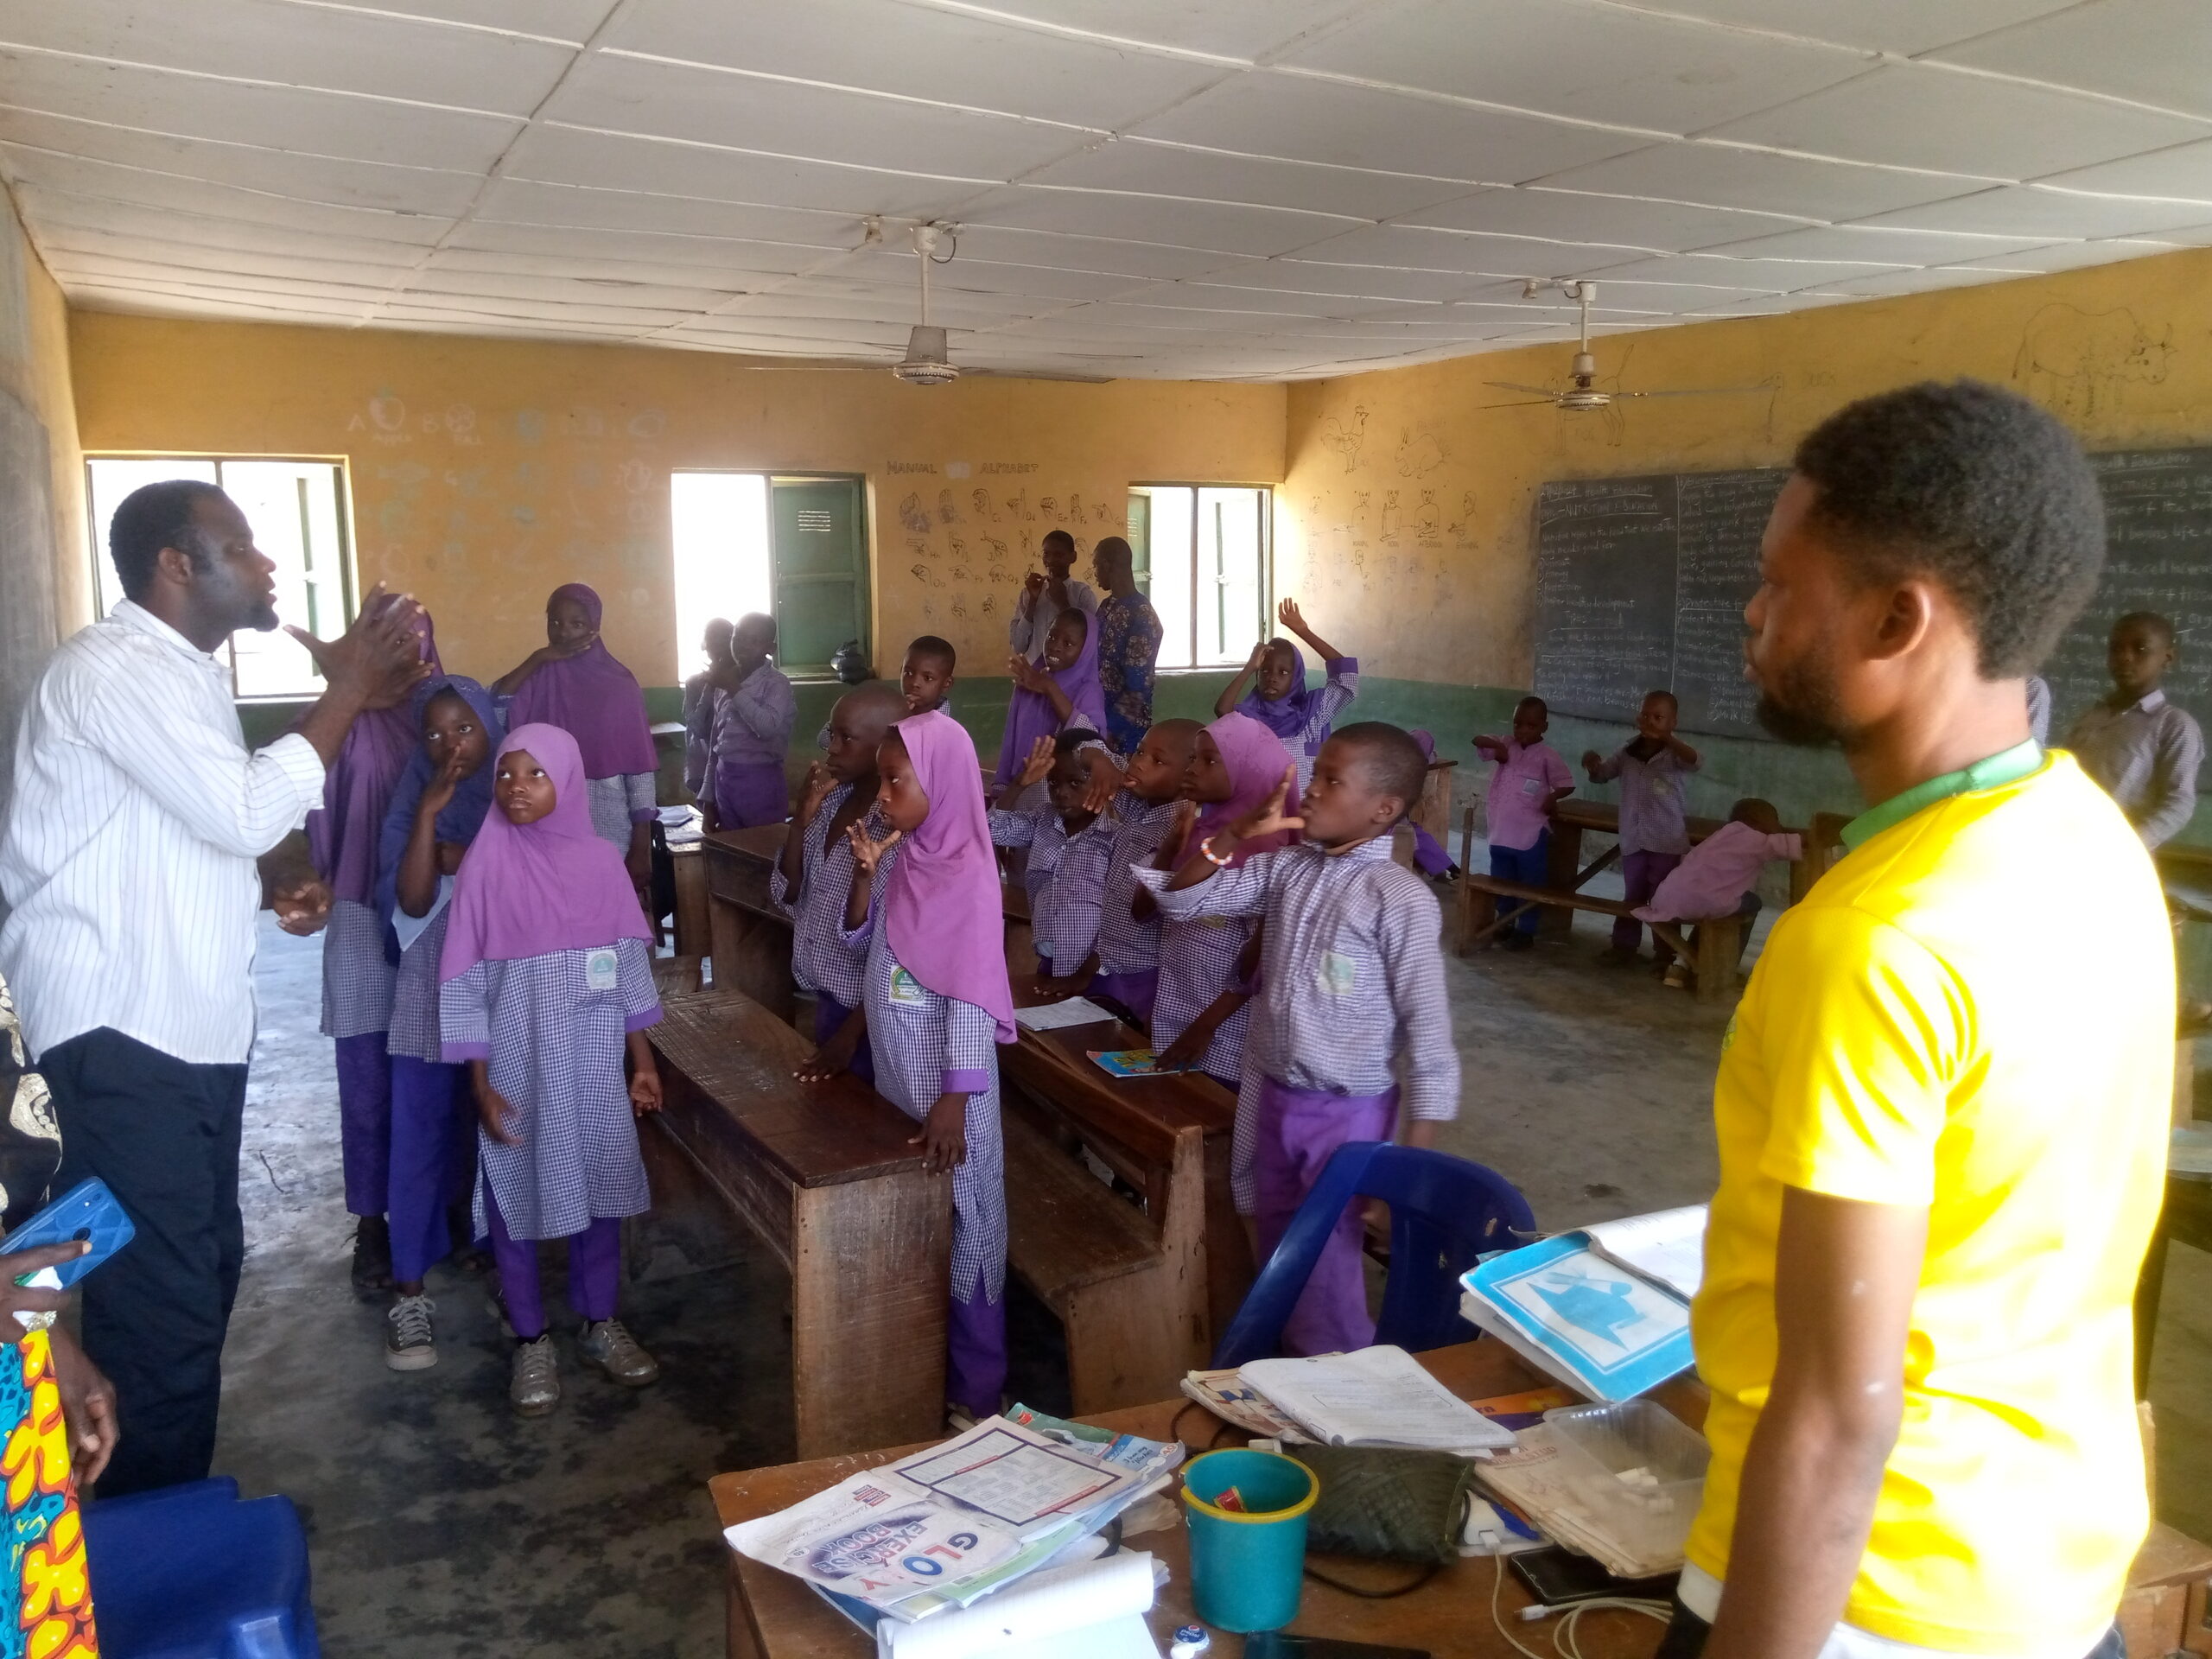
left=2015, top=304, right=2175, bottom=415
left=1319, top=405, right=1369, bottom=473
left=1395, top=428, right=1444, bottom=477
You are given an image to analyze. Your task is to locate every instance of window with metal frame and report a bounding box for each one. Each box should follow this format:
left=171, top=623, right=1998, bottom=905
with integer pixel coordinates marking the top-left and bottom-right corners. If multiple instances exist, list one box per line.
left=671, top=471, right=869, bottom=679
left=84, top=456, right=353, bottom=701
left=1126, top=485, right=1271, bottom=671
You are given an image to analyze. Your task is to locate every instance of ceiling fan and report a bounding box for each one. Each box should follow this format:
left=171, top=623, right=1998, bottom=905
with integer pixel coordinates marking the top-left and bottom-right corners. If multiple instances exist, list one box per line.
left=1484, top=281, right=1775, bottom=411
left=892, top=221, right=959, bottom=386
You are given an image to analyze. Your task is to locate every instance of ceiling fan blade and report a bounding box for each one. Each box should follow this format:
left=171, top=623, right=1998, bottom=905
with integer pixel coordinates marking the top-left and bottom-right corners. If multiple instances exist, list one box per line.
left=1484, top=380, right=1563, bottom=396
left=1479, top=398, right=1566, bottom=410
left=1611, top=385, right=1777, bottom=399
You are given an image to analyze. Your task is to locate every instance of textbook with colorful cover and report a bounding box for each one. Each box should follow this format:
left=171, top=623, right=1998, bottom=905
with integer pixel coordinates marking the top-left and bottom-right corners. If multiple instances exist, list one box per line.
left=1087, top=1049, right=1187, bottom=1079
left=1459, top=1232, right=1694, bottom=1402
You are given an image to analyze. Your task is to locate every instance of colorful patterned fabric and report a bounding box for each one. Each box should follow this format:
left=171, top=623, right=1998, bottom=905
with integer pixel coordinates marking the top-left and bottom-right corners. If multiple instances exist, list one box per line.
left=1096, top=594, right=1163, bottom=754
left=0, top=1332, right=98, bottom=1658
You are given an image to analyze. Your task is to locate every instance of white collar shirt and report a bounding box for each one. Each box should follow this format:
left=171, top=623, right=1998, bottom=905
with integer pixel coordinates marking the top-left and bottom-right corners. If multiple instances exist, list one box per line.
left=0, top=600, right=327, bottom=1064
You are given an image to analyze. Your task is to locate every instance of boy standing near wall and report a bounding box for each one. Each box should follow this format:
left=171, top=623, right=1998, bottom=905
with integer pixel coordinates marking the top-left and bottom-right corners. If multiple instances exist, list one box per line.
left=1671, top=380, right=2164, bottom=1659
left=2064, top=610, right=2202, bottom=848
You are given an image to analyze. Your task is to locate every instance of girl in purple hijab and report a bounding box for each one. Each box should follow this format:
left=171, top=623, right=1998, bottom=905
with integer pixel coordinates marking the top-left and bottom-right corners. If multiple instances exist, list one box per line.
left=493, top=582, right=660, bottom=887
left=1152, top=713, right=1295, bottom=1089
left=995, top=607, right=1108, bottom=789
left=439, top=723, right=664, bottom=1416
left=305, top=597, right=438, bottom=1296
left=805, top=709, right=1012, bottom=1421
left=1213, top=598, right=1360, bottom=791
left=1402, top=729, right=1459, bottom=880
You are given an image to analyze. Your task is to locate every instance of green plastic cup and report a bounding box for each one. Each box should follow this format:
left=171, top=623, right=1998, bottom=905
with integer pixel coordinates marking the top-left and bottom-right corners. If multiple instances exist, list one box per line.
left=1179, top=1448, right=1319, bottom=1632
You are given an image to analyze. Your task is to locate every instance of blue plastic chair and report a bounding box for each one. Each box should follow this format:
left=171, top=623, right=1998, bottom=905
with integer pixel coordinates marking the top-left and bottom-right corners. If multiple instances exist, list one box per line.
left=1212, top=1141, right=1538, bottom=1367
left=83, top=1476, right=321, bottom=1659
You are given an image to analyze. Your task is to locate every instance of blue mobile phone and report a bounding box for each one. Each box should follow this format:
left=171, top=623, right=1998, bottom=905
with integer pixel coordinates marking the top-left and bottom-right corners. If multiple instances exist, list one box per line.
left=0, top=1179, right=135, bottom=1290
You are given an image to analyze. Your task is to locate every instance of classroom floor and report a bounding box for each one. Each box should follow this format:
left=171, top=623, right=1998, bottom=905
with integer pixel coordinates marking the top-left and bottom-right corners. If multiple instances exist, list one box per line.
left=213, top=909, right=2212, bottom=1658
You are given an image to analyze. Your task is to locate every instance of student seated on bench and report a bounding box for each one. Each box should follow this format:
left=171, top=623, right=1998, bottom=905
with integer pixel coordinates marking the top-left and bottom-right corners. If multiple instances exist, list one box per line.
left=1634, top=798, right=1801, bottom=991
left=1471, top=697, right=1573, bottom=951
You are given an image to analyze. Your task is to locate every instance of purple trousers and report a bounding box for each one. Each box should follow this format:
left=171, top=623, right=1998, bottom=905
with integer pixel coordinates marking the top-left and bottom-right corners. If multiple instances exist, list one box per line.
left=334, top=1032, right=392, bottom=1218
left=814, top=993, right=875, bottom=1085
left=1408, top=823, right=1452, bottom=877
left=949, top=1284, right=1007, bottom=1418
left=715, top=759, right=789, bottom=829
left=388, top=1056, right=476, bottom=1285
left=1252, top=1077, right=1398, bottom=1357
left=484, top=1183, right=620, bottom=1340
left=1090, top=968, right=1158, bottom=1031
left=1614, top=850, right=1683, bottom=953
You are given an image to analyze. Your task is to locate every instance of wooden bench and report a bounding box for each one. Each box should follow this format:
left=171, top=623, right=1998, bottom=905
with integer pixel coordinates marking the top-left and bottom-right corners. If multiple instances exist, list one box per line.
left=694, top=825, right=1251, bottom=1405
left=1461, top=872, right=1745, bottom=1001
left=645, top=987, right=953, bottom=1459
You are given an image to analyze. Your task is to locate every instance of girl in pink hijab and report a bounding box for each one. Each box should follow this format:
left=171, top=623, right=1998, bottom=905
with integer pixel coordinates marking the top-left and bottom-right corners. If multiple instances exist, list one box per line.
left=439, top=723, right=664, bottom=1417
left=1151, top=712, right=1296, bottom=1089
left=493, top=582, right=660, bottom=892
left=803, top=709, right=1013, bottom=1421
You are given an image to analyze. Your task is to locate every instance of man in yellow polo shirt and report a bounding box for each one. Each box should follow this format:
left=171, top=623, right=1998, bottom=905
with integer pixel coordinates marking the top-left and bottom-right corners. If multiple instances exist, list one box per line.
left=1666, top=381, right=2171, bottom=1659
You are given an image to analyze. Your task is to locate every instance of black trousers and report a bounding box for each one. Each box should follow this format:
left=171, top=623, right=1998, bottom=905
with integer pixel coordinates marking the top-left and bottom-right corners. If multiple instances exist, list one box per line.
left=42, top=1027, right=247, bottom=1498
left=1655, top=1602, right=2128, bottom=1659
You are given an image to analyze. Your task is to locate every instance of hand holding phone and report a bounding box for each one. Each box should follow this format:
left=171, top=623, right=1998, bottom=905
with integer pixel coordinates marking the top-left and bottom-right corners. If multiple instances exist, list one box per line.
left=0, top=1178, right=136, bottom=1298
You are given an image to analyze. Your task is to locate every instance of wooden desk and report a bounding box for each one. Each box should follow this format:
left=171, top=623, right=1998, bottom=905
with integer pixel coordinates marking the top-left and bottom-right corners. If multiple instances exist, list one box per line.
left=709, top=1340, right=2212, bottom=1659
left=1414, top=758, right=1457, bottom=847
left=648, top=988, right=954, bottom=1459
left=704, top=826, right=804, bottom=1020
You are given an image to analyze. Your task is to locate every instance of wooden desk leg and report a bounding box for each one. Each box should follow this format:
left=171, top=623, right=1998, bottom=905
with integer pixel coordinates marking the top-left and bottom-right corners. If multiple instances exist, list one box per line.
left=728, top=1556, right=766, bottom=1659
left=790, top=1171, right=952, bottom=1459
left=673, top=854, right=711, bottom=958
left=708, top=896, right=798, bottom=1022
left=1696, top=918, right=1742, bottom=1004
left=1203, top=1135, right=1255, bottom=1349
left=1541, top=823, right=1582, bottom=938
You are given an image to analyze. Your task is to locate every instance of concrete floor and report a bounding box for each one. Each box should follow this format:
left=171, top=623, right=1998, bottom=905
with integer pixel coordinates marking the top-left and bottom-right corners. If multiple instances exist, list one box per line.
left=214, top=908, right=2212, bottom=1656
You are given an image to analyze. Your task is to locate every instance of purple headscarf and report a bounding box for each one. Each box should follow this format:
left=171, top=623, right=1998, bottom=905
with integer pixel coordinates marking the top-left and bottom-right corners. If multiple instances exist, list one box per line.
left=886, top=711, right=1015, bottom=1045
left=995, top=606, right=1108, bottom=785
left=1193, top=712, right=1298, bottom=869
left=372, top=674, right=505, bottom=935
left=439, top=723, right=651, bottom=984
left=508, top=582, right=658, bottom=780
left=1408, top=728, right=1437, bottom=763
left=307, top=603, right=440, bottom=906
left=1236, top=639, right=1323, bottom=749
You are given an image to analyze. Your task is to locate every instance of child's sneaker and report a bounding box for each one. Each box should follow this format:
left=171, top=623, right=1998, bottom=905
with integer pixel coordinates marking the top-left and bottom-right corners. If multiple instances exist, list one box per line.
left=511, top=1335, right=560, bottom=1415
left=351, top=1216, right=393, bottom=1300
left=579, top=1319, right=660, bottom=1387
left=384, top=1294, right=436, bottom=1370
left=1662, top=963, right=1690, bottom=990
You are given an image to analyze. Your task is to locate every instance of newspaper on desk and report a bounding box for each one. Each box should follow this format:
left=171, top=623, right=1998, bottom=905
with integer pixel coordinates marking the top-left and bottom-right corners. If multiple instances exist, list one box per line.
left=726, top=1413, right=1181, bottom=1623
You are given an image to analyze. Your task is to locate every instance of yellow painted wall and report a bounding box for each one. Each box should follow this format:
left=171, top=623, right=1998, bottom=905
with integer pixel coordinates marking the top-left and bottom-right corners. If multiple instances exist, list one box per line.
left=66, top=314, right=1283, bottom=689
left=0, top=196, right=88, bottom=636
left=1279, top=247, right=2212, bottom=691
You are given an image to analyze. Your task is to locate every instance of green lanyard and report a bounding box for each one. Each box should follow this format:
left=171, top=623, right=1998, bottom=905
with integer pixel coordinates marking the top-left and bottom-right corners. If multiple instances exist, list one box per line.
left=1838, top=741, right=2046, bottom=851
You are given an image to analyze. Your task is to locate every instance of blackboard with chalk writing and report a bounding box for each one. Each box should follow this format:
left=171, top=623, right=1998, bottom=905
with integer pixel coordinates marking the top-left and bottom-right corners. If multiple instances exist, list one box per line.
left=1532, top=467, right=1784, bottom=739
left=1534, top=449, right=2212, bottom=776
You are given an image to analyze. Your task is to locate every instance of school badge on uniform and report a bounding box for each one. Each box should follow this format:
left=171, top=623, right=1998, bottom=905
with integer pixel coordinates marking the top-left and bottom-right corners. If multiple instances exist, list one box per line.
left=585, top=947, right=620, bottom=993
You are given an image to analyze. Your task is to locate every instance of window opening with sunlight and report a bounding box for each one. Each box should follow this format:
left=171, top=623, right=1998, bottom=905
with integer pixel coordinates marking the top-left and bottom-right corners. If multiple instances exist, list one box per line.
left=1126, top=486, right=1271, bottom=671
left=671, top=472, right=868, bottom=680
left=86, top=456, right=352, bottom=701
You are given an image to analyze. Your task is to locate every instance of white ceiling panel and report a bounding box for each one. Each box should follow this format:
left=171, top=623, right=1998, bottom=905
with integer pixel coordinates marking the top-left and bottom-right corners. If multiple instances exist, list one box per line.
left=1692, top=223, right=2063, bottom=264
left=0, top=0, right=575, bottom=115
left=1633, top=2, right=2078, bottom=54
left=0, top=107, right=485, bottom=217
left=1928, top=0, right=2212, bottom=121
left=602, top=0, right=1228, bottom=129
left=1402, top=186, right=1809, bottom=249
left=542, top=52, right=1090, bottom=181
left=1129, top=73, right=1651, bottom=181
left=952, top=184, right=1357, bottom=256
left=1855, top=184, right=2212, bottom=239
left=504, top=124, right=976, bottom=220
left=0, top=46, right=520, bottom=171
left=2036, top=138, right=2212, bottom=203
left=1284, top=0, right=1871, bottom=133
left=1701, top=64, right=2211, bottom=180
left=8, top=0, right=2206, bottom=378
left=1016, top=137, right=1479, bottom=220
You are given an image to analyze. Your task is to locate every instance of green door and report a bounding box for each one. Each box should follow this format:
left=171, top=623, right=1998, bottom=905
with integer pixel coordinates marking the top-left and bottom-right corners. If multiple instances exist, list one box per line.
left=1125, top=491, right=1152, bottom=598
left=769, top=476, right=868, bottom=676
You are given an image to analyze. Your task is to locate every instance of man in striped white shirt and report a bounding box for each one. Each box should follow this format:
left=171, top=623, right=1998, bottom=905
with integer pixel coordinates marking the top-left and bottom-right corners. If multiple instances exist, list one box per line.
left=0, top=479, right=425, bottom=1495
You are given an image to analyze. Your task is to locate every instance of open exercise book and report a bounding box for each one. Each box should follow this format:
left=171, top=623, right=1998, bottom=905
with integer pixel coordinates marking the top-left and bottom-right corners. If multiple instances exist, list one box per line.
left=1581, top=1205, right=1707, bottom=1300
left=1236, top=1345, right=1517, bottom=1455
left=1460, top=1221, right=1700, bottom=1403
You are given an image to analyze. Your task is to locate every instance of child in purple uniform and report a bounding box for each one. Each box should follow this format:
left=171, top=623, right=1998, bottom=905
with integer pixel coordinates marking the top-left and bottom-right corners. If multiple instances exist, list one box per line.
left=772, top=686, right=904, bottom=1083
left=1581, top=689, right=1700, bottom=966
left=1084, top=721, right=1201, bottom=1028
left=375, top=674, right=502, bottom=1371
left=441, top=724, right=664, bottom=1417
left=989, top=732, right=1116, bottom=991
left=1141, top=723, right=1459, bottom=1357
left=1150, top=713, right=1296, bottom=1090
left=805, top=711, right=1014, bottom=1423
left=1473, top=696, right=1574, bottom=951
left=1217, top=598, right=1358, bottom=791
